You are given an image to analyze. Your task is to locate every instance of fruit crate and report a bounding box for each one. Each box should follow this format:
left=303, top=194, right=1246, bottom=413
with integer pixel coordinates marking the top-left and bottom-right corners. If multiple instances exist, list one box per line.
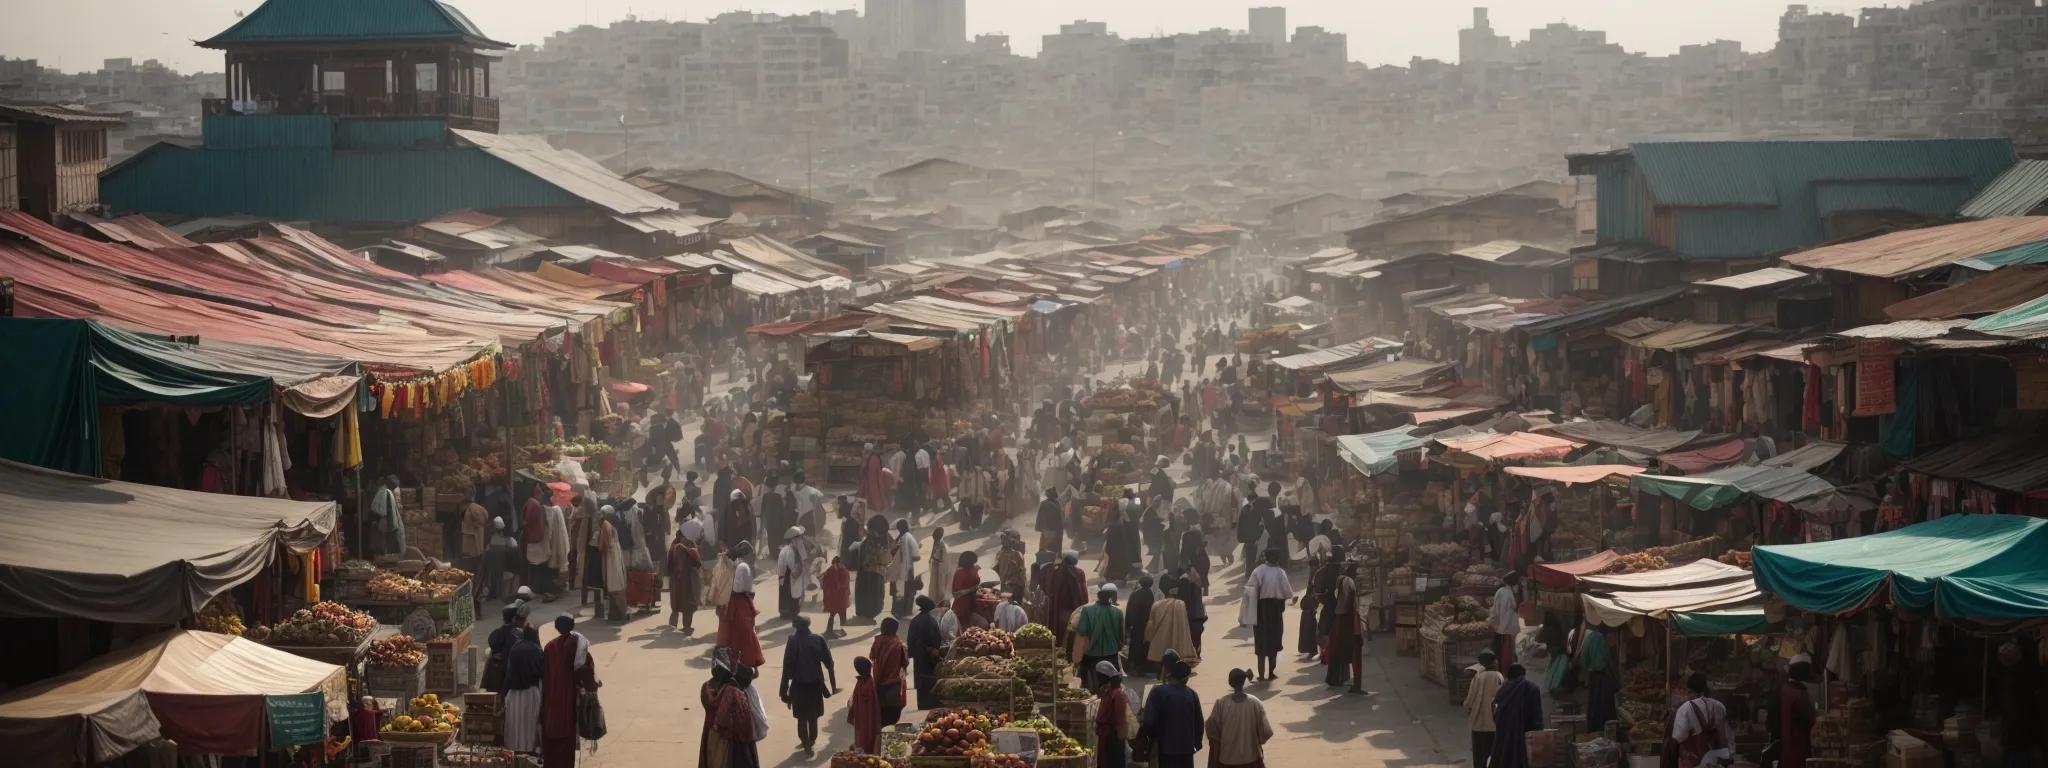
left=1395, top=626, right=1420, bottom=656
left=1419, top=634, right=1448, bottom=686
left=1037, top=753, right=1092, bottom=768
left=1394, top=603, right=1421, bottom=628
left=459, top=711, right=501, bottom=746
left=463, top=692, right=500, bottom=715
left=264, top=635, right=372, bottom=668
left=367, top=659, right=427, bottom=701
left=427, top=625, right=473, bottom=697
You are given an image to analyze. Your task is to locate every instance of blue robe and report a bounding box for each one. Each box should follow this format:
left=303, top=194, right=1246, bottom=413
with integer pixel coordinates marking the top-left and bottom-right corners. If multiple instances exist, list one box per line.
left=1491, top=676, right=1544, bottom=768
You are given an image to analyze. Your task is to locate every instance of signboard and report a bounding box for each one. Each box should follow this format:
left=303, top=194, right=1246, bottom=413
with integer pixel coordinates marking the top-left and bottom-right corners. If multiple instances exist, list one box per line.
left=991, top=727, right=1041, bottom=760
left=1853, top=340, right=1896, bottom=416
left=266, top=692, right=326, bottom=747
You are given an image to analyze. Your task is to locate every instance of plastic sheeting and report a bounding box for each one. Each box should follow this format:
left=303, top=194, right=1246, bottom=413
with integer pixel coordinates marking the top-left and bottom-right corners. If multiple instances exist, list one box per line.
left=0, top=460, right=336, bottom=623
left=1753, top=514, right=2048, bottom=619
left=0, top=630, right=345, bottom=764
left=1335, top=426, right=1429, bottom=477
left=1504, top=465, right=1646, bottom=485
left=1582, top=581, right=1762, bottom=628
left=1531, top=550, right=1621, bottom=588
left=1632, top=464, right=1835, bottom=511
left=1437, top=432, right=1582, bottom=461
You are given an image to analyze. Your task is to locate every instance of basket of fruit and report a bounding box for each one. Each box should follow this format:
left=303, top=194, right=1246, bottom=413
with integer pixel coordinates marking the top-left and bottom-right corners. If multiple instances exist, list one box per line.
left=973, top=755, right=1031, bottom=768
left=948, top=628, right=1014, bottom=659
left=195, top=594, right=247, bottom=637
left=380, top=693, right=460, bottom=746
left=250, top=602, right=377, bottom=665
left=1051, top=688, right=1094, bottom=721
left=367, top=637, right=430, bottom=699
left=1011, top=623, right=1055, bottom=650
left=833, top=753, right=897, bottom=768
left=913, top=709, right=998, bottom=764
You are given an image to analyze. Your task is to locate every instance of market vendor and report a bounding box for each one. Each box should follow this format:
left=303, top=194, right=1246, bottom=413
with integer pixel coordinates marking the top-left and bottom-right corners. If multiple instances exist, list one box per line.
left=949, top=550, right=985, bottom=627
left=370, top=474, right=406, bottom=558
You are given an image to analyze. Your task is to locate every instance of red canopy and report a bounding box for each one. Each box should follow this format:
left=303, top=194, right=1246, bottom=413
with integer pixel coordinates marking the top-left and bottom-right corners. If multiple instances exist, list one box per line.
left=1658, top=439, right=1751, bottom=473
left=1530, top=549, right=1621, bottom=589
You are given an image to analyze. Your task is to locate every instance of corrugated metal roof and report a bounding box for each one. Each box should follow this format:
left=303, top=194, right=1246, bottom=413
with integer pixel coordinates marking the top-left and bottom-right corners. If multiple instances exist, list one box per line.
left=1782, top=217, right=2048, bottom=278
left=1695, top=267, right=1812, bottom=291
left=201, top=0, right=508, bottom=47
left=1610, top=139, right=2014, bottom=260
left=1623, top=321, right=1766, bottom=352
left=1833, top=318, right=1971, bottom=340
left=1886, top=265, right=2048, bottom=320
left=452, top=130, right=675, bottom=216
left=1965, top=294, right=2048, bottom=338
left=0, top=100, right=125, bottom=125
left=1959, top=160, right=2048, bottom=218
left=1572, top=241, right=1678, bottom=264
left=1514, top=285, right=1691, bottom=336
left=1953, top=239, right=2048, bottom=271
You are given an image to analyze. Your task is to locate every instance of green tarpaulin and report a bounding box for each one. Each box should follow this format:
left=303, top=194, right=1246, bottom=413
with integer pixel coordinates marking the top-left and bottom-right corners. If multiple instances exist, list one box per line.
left=1631, top=464, right=1834, bottom=511
left=1753, top=514, right=2048, bottom=620
left=1335, top=426, right=1428, bottom=477
left=0, top=319, right=354, bottom=476
left=1670, top=607, right=1781, bottom=637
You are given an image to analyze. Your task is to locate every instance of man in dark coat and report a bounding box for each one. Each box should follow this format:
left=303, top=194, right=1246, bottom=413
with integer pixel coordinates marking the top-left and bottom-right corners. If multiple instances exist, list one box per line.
left=1138, top=660, right=1204, bottom=768
left=905, top=596, right=945, bottom=709
left=1045, top=552, right=1090, bottom=652
left=1491, top=663, right=1544, bottom=768
left=1124, top=574, right=1157, bottom=676
left=540, top=615, right=597, bottom=768
left=1037, top=489, right=1066, bottom=556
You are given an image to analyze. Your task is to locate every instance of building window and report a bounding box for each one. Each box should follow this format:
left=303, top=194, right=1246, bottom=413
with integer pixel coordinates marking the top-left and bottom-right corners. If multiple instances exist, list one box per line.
left=60, top=130, right=106, bottom=164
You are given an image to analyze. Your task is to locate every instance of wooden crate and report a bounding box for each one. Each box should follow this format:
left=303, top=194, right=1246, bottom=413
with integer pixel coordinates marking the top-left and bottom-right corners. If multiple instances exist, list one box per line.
left=367, top=659, right=426, bottom=701
left=410, top=523, right=445, bottom=561
left=459, top=711, right=500, bottom=746
left=1394, top=603, right=1421, bottom=628
left=1395, top=626, right=1420, bottom=656
left=1449, top=664, right=1476, bottom=706
left=1419, top=633, right=1448, bottom=685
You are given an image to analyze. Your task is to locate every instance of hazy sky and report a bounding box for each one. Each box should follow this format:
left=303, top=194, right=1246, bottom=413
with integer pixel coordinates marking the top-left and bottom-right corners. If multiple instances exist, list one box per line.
left=9, top=0, right=1810, bottom=74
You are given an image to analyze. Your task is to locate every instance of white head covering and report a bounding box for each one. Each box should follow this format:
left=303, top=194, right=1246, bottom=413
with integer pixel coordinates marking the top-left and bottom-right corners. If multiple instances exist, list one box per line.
left=730, top=489, right=746, bottom=501
left=784, top=526, right=804, bottom=541
left=1094, top=660, right=1123, bottom=678
left=492, top=517, right=505, bottom=530
left=1099, top=582, right=1120, bottom=596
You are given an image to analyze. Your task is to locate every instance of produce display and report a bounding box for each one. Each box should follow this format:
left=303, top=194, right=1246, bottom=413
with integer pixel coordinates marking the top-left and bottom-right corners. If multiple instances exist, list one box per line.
left=443, top=748, right=517, bottom=766
left=1717, top=549, right=1753, bottom=568
left=1388, top=566, right=1415, bottom=585
left=336, top=559, right=379, bottom=578
left=1425, top=595, right=1493, bottom=640
left=1013, top=623, right=1054, bottom=644
left=1454, top=563, right=1503, bottom=591
left=195, top=594, right=246, bottom=637
left=934, top=679, right=1021, bottom=702
left=1014, top=655, right=1067, bottom=685
left=407, top=694, right=461, bottom=726
left=1006, top=716, right=1088, bottom=758
left=1628, top=721, right=1664, bottom=744
left=1374, top=514, right=1405, bottom=533
left=369, top=570, right=461, bottom=601
left=1601, top=553, right=1670, bottom=575
left=434, top=451, right=509, bottom=495
left=974, top=755, right=1032, bottom=768
left=249, top=602, right=375, bottom=646
left=1056, top=687, right=1092, bottom=701
left=952, top=628, right=1014, bottom=658
left=370, top=636, right=428, bottom=669
left=1642, top=536, right=1719, bottom=564
left=915, top=710, right=999, bottom=757
left=422, top=566, right=474, bottom=586
left=940, top=657, right=1017, bottom=679
left=1412, top=543, right=1469, bottom=575
left=833, top=753, right=896, bottom=768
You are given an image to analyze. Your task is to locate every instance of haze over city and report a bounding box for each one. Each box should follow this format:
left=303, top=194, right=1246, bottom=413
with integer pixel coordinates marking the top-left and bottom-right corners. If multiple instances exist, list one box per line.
left=11, top=0, right=1795, bottom=73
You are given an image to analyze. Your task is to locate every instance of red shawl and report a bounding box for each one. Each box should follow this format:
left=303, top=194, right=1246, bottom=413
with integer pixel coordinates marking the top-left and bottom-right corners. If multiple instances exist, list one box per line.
left=541, top=633, right=591, bottom=740
left=709, top=684, right=754, bottom=742
left=848, top=677, right=881, bottom=754
left=951, top=566, right=982, bottom=622
left=867, top=635, right=907, bottom=690
left=857, top=454, right=892, bottom=512
left=822, top=564, right=852, bottom=614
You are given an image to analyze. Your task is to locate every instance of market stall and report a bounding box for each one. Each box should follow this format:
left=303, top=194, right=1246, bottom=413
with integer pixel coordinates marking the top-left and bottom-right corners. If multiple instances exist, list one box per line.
left=0, top=630, right=347, bottom=765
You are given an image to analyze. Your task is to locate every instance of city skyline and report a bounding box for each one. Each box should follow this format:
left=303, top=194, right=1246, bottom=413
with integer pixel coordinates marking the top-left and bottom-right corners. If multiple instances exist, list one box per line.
left=10, top=0, right=1798, bottom=75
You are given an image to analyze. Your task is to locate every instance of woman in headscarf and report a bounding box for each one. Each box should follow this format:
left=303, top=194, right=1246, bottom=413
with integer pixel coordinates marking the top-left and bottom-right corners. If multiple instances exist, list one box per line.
left=712, top=664, right=764, bottom=768
left=597, top=505, right=629, bottom=621
left=1095, top=661, right=1136, bottom=768
left=848, top=656, right=881, bottom=754
left=698, top=664, right=735, bottom=768
left=502, top=625, right=546, bottom=754
left=718, top=541, right=767, bottom=667
left=868, top=617, right=909, bottom=726
left=723, top=490, right=757, bottom=552
left=619, top=499, right=659, bottom=614
left=951, top=551, right=985, bottom=628
left=1125, top=575, right=1158, bottom=677
left=713, top=467, right=736, bottom=518
left=1325, top=561, right=1361, bottom=689
left=856, top=444, right=892, bottom=513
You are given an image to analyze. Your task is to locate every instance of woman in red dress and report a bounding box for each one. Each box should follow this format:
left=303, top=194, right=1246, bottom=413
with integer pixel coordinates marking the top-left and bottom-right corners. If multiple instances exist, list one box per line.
left=950, top=551, right=984, bottom=628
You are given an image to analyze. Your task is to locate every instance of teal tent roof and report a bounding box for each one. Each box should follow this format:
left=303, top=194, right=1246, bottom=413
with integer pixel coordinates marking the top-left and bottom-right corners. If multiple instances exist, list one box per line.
left=1335, top=426, right=1428, bottom=477
left=1670, top=606, right=1780, bottom=637
left=1753, top=514, right=2048, bottom=620
left=1966, top=293, right=2048, bottom=338
left=201, top=0, right=508, bottom=48
left=0, top=319, right=359, bottom=476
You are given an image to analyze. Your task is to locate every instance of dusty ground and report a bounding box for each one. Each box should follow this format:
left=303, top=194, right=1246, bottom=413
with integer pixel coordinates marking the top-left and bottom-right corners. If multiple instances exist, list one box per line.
left=495, top=307, right=1482, bottom=768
